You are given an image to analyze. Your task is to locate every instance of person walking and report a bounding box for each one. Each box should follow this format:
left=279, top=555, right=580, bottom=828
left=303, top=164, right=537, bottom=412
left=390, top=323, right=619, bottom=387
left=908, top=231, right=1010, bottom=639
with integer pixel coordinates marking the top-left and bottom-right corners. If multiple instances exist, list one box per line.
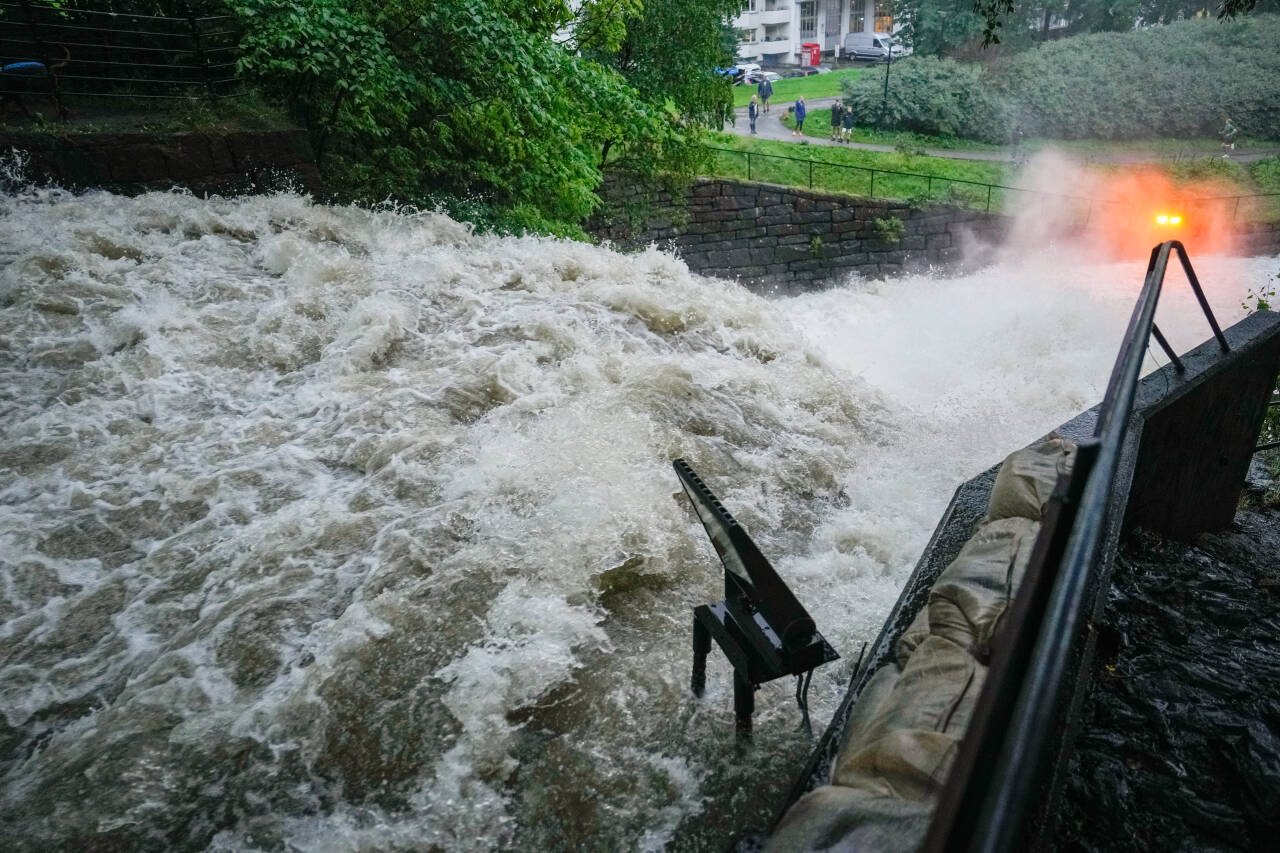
left=1220, top=116, right=1238, bottom=151
left=830, top=101, right=843, bottom=141
left=841, top=100, right=855, bottom=142
left=758, top=76, right=773, bottom=114
left=748, top=95, right=759, bottom=135
left=793, top=96, right=806, bottom=135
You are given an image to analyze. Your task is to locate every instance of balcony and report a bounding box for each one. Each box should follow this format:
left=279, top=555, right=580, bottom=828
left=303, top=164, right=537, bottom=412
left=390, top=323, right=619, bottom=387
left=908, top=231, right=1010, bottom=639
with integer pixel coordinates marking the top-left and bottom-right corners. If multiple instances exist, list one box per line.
left=758, top=8, right=792, bottom=24
left=758, top=37, right=792, bottom=54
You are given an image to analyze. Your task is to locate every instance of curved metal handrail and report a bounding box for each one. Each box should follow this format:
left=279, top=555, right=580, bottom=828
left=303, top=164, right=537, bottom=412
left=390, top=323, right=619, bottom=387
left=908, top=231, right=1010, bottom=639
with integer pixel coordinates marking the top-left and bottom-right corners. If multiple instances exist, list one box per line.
left=922, top=240, right=1229, bottom=853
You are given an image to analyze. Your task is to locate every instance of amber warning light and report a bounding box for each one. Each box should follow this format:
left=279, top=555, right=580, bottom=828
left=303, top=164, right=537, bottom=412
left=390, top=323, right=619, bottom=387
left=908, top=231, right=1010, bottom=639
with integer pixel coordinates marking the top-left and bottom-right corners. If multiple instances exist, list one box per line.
left=1155, top=214, right=1184, bottom=226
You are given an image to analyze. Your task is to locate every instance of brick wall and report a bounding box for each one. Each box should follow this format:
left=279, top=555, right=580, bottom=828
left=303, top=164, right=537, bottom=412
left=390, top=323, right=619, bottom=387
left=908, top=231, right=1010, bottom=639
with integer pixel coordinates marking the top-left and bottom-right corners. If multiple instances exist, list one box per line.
left=590, top=177, right=1012, bottom=294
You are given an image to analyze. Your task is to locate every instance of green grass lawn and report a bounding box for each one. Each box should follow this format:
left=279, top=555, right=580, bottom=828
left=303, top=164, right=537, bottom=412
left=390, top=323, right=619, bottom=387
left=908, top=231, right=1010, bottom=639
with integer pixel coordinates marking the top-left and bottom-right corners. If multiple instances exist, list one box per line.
left=702, top=131, right=1280, bottom=219
left=779, top=109, right=1280, bottom=159
left=703, top=131, right=1012, bottom=210
left=731, top=69, right=866, bottom=109
left=778, top=109, right=1001, bottom=151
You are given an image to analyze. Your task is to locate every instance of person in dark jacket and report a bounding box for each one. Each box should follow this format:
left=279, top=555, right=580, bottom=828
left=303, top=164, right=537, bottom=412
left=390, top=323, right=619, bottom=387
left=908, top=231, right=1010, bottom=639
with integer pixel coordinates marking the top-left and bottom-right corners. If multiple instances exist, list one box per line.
left=841, top=101, right=855, bottom=142
left=748, top=95, right=759, bottom=134
left=793, top=96, right=806, bottom=135
left=830, top=102, right=843, bottom=141
left=758, top=77, right=773, bottom=113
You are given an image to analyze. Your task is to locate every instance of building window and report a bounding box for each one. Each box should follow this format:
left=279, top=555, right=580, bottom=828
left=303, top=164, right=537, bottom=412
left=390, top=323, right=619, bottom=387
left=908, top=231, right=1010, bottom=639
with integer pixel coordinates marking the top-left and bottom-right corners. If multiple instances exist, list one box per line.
left=850, top=0, right=864, bottom=32
left=875, top=0, right=892, bottom=32
left=798, top=0, right=816, bottom=38
left=742, top=0, right=758, bottom=12
left=739, top=27, right=757, bottom=42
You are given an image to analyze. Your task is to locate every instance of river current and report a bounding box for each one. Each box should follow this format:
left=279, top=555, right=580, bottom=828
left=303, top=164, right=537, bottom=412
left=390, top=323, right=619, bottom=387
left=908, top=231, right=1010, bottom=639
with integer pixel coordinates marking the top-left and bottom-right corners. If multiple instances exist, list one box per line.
left=0, top=180, right=1272, bottom=851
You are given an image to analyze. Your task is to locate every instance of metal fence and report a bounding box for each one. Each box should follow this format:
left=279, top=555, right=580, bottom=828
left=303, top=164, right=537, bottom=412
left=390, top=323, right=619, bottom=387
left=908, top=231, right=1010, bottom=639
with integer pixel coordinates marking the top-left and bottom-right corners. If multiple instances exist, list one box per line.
left=0, top=0, right=238, bottom=106
left=705, top=144, right=1280, bottom=222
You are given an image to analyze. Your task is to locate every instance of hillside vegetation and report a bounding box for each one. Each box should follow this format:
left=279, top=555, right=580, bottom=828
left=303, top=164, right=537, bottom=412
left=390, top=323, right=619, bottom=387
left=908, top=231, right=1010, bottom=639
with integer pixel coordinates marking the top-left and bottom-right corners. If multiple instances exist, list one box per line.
left=842, top=15, right=1280, bottom=143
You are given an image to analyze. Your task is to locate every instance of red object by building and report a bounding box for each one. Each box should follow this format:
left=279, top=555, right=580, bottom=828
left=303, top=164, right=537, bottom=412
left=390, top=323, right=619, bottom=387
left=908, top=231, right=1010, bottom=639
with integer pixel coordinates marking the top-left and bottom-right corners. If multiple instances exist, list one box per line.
left=801, top=43, right=820, bottom=66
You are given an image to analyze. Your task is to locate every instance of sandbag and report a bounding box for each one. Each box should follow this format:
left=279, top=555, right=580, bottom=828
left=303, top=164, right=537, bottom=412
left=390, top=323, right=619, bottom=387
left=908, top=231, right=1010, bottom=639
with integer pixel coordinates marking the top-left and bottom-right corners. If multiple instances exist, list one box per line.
left=831, top=635, right=985, bottom=796
left=767, top=784, right=934, bottom=853
left=834, top=662, right=901, bottom=767
left=895, top=606, right=930, bottom=669
left=927, top=517, right=1040, bottom=658
left=986, top=434, right=1076, bottom=522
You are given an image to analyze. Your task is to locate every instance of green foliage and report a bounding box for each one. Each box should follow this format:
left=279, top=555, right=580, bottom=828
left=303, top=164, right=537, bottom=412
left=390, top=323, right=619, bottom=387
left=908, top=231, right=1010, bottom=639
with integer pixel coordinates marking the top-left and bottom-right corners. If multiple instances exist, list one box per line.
left=227, top=0, right=732, bottom=233
left=842, top=16, right=1280, bottom=143
left=873, top=215, right=905, bottom=243
left=990, top=15, right=1280, bottom=140
left=1241, top=272, right=1278, bottom=313
left=840, top=56, right=1009, bottom=142
left=971, top=0, right=1277, bottom=47
left=1253, top=158, right=1280, bottom=193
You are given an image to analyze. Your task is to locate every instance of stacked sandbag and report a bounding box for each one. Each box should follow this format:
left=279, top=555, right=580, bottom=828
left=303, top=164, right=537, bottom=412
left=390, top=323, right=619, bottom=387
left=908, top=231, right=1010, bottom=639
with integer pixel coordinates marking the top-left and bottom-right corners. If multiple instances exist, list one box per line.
left=768, top=434, right=1075, bottom=853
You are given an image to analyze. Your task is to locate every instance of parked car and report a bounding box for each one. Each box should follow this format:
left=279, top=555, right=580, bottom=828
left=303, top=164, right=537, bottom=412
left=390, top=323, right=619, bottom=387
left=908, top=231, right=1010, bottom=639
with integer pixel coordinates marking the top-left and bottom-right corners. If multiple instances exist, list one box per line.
left=744, top=70, right=781, bottom=84
left=843, top=32, right=906, bottom=61
left=731, top=63, right=762, bottom=85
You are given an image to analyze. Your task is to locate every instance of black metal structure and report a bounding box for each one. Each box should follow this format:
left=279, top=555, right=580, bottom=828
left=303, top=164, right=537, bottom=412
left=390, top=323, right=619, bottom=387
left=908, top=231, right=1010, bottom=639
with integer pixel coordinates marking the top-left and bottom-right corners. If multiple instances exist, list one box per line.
left=920, top=240, right=1230, bottom=853
left=675, top=459, right=839, bottom=734
left=0, top=0, right=239, bottom=109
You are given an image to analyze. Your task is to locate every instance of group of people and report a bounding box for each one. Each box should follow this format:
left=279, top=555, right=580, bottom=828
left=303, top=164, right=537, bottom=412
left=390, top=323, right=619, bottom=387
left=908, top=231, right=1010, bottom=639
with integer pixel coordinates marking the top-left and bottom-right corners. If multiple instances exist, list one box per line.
left=828, top=100, right=856, bottom=142
left=745, top=76, right=855, bottom=141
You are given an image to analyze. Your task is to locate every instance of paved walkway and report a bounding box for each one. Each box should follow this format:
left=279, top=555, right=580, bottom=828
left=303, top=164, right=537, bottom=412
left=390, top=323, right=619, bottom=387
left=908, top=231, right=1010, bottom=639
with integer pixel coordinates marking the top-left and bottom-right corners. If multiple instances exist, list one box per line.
left=723, top=99, right=1280, bottom=165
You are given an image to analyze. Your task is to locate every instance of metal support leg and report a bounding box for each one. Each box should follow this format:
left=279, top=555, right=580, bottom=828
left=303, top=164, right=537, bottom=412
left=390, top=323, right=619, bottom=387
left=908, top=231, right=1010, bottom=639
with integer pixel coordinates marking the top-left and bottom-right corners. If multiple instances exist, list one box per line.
left=691, top=615, right=711, bottom=697
left=734, top=671, right=755, bottom=736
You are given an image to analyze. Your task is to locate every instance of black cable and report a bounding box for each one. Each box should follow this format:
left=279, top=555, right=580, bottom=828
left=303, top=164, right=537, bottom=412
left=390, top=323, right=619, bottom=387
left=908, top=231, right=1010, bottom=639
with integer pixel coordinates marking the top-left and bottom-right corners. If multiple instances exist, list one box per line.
left=795, top=668, right=814, bottom=737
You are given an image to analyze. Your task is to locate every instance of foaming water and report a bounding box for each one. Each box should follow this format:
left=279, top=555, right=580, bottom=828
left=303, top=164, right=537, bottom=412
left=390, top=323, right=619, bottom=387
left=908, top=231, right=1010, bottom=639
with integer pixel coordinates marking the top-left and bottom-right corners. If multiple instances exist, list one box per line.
left=0, top=183, right=1271, bottom=851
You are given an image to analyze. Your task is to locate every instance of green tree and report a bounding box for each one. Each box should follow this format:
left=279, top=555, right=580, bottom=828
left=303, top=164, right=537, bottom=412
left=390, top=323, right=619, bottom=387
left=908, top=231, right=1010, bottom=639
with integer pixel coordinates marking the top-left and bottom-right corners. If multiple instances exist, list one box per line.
left=973, top=0, right=1276, bottom=45
left=230, top=0, right=669, bottom=232
left=582, top=0, right=740, bottom=177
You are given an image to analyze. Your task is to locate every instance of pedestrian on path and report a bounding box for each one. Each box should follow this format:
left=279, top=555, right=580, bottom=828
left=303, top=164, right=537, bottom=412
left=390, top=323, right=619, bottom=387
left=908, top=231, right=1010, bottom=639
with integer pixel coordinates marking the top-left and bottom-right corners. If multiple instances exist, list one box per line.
left=830, top=102, right=843, bottom=141
left=758, top=77, right=773, bottom=113
left=793, top=96, right=806, bottom=135
left=841, top=101, right=855, bottom=142
left=748, top=95, right=759, bottom=134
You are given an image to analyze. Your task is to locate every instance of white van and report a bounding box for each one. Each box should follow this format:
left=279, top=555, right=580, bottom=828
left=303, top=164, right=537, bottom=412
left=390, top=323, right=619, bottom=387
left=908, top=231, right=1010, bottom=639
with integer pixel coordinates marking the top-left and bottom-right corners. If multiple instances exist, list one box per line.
left=843, top=32, right=905, bottom=61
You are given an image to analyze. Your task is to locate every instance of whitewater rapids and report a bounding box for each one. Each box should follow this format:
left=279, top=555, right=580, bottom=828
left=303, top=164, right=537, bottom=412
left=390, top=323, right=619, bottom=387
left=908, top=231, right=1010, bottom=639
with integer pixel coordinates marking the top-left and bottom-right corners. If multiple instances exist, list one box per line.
left=0, top=183, right=1271, bottom=851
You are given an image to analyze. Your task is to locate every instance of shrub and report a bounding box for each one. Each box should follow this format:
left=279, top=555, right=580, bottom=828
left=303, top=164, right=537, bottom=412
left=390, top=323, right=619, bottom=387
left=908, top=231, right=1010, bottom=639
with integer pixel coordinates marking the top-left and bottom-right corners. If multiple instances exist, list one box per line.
left=873, top=215, right=905, bottom=243
left=989, top=15, right=1280, bottom=140
left=841, top=55, right=1010, bottom=143
left=840, top=16, right=1280, bottom=144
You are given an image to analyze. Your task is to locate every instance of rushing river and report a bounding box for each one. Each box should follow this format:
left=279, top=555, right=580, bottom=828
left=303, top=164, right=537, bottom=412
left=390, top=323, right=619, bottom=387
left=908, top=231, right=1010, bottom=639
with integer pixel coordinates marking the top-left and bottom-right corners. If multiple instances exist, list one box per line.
left=0, top=180, right=1272, bottom=852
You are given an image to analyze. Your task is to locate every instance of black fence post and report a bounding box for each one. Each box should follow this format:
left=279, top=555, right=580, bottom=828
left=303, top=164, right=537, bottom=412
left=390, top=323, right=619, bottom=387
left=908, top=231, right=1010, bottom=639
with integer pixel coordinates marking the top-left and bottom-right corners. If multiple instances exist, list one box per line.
left=188, top=8, right=215, bottom=98
left=986, top=184, right=993, bottom=213
left=747, top=151, right=752, bottom=181
left=808, top=159, right=813, bottom=189
left=869, top=169, right=876, bottom=199
left=18, top=0, right=49, bottom=64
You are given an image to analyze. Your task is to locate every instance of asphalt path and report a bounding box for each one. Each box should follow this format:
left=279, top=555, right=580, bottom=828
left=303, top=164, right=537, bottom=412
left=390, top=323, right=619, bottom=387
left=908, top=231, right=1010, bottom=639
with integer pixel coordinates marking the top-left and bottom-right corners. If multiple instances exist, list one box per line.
left=722, top=98, right=1280, bottom=164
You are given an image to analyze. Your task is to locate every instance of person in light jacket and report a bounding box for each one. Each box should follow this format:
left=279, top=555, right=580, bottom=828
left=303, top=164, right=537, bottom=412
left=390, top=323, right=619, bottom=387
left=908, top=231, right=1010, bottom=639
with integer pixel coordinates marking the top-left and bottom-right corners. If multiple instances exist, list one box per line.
left=748, top=95, right=759, bottom=134
left=793, top=96, right=806, bottom=135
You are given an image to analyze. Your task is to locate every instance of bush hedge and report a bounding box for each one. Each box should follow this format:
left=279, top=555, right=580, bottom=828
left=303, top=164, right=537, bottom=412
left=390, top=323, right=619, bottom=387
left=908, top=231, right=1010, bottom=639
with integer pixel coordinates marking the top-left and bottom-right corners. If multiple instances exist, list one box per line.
left=841, top=15, right=1280, bottom=142
left=841, top=55, right=1009, bottom=142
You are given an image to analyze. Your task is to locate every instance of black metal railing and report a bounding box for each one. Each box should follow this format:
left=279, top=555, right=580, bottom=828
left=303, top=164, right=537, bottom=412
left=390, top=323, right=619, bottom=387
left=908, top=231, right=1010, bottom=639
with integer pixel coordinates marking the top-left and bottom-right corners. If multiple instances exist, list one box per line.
left=706, top=144, right=1027, bottom=212
left=706, top=144, right=1280, bottom=220
left=921, top=240, right=1230, bottom=853
left=0, top=0, right=238, bottom=104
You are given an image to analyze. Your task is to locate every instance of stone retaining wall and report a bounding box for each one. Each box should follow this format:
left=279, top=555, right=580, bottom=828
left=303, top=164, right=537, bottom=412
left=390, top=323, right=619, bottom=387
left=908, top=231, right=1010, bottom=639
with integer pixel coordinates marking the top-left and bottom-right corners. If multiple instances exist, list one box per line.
left=1235, top=219, right=1280, bottom=256
left=1, top=128, right=321, bottom=196
left=590, top=177, right=1011, bottom=294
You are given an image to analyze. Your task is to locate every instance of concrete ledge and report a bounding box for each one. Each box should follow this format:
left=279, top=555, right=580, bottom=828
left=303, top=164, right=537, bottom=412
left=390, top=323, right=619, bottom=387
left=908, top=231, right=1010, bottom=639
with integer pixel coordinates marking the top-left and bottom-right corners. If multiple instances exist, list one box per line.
left=0, top=128, right=322, bottom=196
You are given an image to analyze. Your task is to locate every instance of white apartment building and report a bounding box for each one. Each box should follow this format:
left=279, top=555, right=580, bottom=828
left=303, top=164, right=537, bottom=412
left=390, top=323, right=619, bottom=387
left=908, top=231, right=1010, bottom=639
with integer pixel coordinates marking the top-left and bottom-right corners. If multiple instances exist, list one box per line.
left=732, top=0, right=894, bottom=66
